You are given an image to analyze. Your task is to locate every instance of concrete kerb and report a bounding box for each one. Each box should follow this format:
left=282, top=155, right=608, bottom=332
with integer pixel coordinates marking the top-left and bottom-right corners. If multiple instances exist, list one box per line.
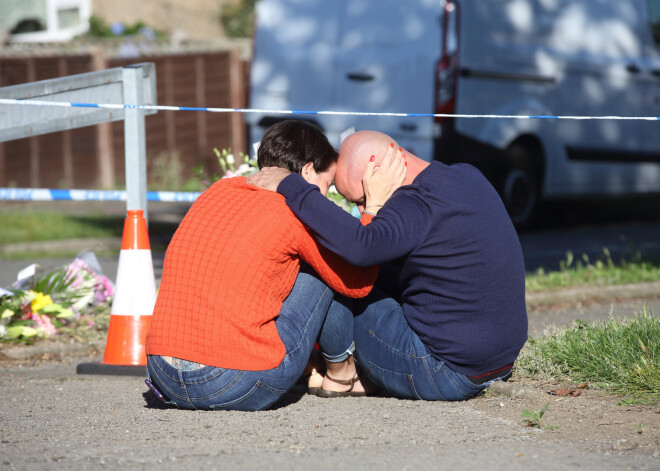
left=525, top=281, right=660, bottom=311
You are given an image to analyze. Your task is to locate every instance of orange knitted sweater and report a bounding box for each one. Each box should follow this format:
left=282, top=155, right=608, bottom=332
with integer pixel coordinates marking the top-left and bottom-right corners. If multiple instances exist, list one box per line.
left=145, top=177, right=377, bottom=370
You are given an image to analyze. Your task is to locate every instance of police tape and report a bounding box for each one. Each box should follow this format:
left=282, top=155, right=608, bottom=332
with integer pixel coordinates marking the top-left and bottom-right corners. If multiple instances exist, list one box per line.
left=0, top=188, right=201, bottom=202
left=1, top=98, right=659, bottom=120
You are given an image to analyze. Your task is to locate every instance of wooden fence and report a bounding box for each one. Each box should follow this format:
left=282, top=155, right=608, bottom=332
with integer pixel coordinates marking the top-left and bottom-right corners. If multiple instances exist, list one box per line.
left=0, top=49, right=247, bottom=189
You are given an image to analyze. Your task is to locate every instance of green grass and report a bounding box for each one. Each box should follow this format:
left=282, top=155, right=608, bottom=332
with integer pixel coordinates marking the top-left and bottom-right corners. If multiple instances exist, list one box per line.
left=0, top=211, right=178, bottom=245
left=526, top=249, right=660, bottom=293
left=0, top=212, right=124, bottom=244
left=516, top=307, right=660, bottom=402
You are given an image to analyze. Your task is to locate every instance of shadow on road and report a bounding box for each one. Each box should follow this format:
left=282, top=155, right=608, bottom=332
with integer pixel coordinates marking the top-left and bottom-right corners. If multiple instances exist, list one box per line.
left=519, top=198, right=660, bottom=273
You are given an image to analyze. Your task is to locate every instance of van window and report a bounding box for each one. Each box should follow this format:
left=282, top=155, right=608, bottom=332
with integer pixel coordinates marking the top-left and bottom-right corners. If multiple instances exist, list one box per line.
left=648, top=0, right=660, bottom=49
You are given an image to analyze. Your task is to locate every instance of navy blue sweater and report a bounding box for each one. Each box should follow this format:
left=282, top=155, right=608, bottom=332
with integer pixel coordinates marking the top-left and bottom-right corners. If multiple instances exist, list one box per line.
left=278, top=161, right=528, bottom=376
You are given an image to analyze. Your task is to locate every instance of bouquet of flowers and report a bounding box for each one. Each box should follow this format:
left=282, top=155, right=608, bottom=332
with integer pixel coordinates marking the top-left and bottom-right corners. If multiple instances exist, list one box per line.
left=0, top=252, right=114, bottom=343
left=192, top=148, right=259, bottom=188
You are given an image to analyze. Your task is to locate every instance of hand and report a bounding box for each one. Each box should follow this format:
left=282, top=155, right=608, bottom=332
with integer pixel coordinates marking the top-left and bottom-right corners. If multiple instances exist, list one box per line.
left=246, top=167, right=292, bottom=192
left=361, top=143, right=407, bottom=214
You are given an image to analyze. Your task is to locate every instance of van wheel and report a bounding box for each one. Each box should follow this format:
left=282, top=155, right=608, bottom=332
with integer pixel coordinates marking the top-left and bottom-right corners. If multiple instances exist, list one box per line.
left=500, top=146, right=540, bottom=230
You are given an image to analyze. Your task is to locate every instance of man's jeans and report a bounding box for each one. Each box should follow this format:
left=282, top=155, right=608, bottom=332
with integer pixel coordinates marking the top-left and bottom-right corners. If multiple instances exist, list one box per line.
left=146, top=269, right=342, bottom=411
left=353, top=289, right=498, bottom=401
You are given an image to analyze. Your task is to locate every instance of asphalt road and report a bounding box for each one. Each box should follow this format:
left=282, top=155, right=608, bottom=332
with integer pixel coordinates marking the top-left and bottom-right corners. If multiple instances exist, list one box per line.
left=520, top=221, right=660, bottom=272
left=1, top=359, right=657, bottom=471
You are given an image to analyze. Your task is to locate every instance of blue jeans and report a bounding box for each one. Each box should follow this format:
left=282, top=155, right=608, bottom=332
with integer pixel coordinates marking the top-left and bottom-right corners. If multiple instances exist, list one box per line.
left=146, top=269, right=344, bottom=411
left=353, top=289, right=497, bottom=401
left=317, top=294, right=355, bottom=363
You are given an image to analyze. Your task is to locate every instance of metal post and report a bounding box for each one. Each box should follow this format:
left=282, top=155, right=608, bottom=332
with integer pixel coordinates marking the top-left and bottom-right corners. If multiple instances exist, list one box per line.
left=122, top=65, right=148, bottom=222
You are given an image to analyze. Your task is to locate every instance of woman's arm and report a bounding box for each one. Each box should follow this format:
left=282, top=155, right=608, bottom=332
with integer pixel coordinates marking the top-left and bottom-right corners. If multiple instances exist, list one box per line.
left=294, top=226, right=378, bottom=298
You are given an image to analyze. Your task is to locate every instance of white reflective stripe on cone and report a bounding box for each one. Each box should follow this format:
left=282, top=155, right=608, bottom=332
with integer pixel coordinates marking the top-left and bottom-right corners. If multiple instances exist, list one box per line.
left=111, top=249, right=157, bottom=316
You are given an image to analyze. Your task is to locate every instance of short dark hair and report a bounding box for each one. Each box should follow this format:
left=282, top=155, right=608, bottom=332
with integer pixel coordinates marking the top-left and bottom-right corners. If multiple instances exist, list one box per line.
left=257, top=120, right=337, bottom=174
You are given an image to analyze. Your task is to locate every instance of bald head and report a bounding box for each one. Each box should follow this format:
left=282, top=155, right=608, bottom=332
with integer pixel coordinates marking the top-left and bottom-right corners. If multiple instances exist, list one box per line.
left=336, top=131, right=396, bottom=204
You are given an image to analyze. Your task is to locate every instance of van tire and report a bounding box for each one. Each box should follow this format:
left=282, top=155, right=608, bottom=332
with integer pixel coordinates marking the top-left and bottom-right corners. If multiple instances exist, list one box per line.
left=500, top=144, right=541, bottom=230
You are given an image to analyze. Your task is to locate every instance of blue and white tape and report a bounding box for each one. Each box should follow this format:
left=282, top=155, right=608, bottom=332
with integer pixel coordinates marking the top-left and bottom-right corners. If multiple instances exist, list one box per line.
left=1, top=98, right=659, bottom=121
left=0, top=188, right=201, bottom=202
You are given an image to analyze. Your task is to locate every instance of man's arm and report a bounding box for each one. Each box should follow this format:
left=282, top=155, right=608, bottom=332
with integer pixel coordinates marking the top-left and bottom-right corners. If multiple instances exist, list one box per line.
left=278, top=173, right=430, bottom=267
left=246, top=167, right=292, bottom=192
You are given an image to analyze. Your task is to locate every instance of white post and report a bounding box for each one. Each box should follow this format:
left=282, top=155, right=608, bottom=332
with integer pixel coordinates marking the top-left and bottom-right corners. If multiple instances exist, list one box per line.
left=122, top=65, right=148, bottom=223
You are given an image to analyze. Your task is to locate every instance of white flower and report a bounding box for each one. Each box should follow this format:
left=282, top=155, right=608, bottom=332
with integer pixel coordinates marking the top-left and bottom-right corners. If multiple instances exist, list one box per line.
left=237, top=163, right=253, bottom=176
left=71, top=292, right=95, bottom=313
left=225, top=153, right=235, bottom=165
left=0, top=324, right=6, bottom=338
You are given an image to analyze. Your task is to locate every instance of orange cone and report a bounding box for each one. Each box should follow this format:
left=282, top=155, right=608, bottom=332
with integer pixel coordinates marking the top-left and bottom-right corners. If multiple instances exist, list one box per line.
left=77, top=210, right=156, bottom=376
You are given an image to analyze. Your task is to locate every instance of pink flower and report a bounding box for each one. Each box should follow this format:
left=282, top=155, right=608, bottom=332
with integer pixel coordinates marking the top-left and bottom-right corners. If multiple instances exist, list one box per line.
left=31, top=312, right=57, bottom=337
left=66, top=259, right=88, bottom=287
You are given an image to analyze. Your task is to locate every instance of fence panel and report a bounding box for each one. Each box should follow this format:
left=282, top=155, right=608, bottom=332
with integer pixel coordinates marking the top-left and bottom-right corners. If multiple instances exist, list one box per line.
left=0, top=49, right=247, bottom=189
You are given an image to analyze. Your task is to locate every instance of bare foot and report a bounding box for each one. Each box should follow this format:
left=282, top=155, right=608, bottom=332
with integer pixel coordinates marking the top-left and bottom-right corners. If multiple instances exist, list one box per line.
left=307, top=368, right=324, bottom=390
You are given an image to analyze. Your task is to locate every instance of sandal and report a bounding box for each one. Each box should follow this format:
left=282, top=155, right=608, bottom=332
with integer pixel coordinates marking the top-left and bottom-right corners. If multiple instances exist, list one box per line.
left=315, top=372, right=367, bottom=398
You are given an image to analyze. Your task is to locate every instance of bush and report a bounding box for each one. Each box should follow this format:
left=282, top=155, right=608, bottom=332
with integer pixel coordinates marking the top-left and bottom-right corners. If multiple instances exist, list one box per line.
left=220, top=0, right=256, bottom=38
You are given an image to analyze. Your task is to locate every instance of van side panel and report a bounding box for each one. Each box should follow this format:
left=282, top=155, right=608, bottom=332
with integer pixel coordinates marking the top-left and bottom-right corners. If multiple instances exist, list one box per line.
left=247, top=0, right=345, bottom=146
left=333, top=0, right=444, bottom=159
left=454, top=0, right=659, bottom=198
left=248, top=0, right=444, bottom=159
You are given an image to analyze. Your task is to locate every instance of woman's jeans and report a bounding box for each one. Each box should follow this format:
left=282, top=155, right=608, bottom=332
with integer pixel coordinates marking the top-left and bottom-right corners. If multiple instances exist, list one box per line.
left=146, top=269, right=347, bottom=411
left=353, top=289, right=502, bottom=401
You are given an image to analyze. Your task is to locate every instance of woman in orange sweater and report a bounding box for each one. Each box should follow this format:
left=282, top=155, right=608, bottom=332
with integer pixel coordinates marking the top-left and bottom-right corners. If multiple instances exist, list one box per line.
left=145, top=120, right=403, bottom=410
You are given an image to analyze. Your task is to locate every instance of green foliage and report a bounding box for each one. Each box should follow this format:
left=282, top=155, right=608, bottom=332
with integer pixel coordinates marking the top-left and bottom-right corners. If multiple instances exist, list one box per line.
left=88, top=15, right=111, bottom=37
left=220, top=0, right=257, bottom=38
left=525, top=247, right=660, bottom=293
left=521, top=403, right=556, bottom=430
left=516, top=307, right=660, bottom=401
left=85, top=15, right=165, bottom=39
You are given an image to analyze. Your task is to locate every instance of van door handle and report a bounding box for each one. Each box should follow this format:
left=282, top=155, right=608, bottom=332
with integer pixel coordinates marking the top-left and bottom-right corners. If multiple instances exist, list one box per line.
left=346, top=72, right=375, bottom=82
left=652, top=69, right=660, bottom=78
left=626, top=64, right=641, bottom=74
left=400, top=123, right=418, bottom=132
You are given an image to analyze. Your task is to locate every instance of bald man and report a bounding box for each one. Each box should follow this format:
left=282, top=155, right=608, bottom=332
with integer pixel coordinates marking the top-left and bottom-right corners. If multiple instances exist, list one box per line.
left=248, top=130, right=527, bottom=401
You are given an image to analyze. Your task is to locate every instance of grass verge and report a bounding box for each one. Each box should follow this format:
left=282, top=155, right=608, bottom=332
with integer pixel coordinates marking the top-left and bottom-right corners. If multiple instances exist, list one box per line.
left=525, top=249, right=660, bottom=293
left=515, top=306, right=659, bottom=403
left=0, top=212, right=124, bottom=244
left=1, top=211, right=180, bottom=244
left=2, top=244, right=168, bottom=261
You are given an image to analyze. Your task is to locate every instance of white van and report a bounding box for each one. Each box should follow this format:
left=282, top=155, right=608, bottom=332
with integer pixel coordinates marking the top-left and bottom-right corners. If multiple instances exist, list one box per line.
left=246, top=0, right=660, bottom=228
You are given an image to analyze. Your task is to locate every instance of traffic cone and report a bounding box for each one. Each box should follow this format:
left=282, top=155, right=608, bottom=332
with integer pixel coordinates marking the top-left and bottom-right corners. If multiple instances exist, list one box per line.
left=77, top=210, right=156, bottom=376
